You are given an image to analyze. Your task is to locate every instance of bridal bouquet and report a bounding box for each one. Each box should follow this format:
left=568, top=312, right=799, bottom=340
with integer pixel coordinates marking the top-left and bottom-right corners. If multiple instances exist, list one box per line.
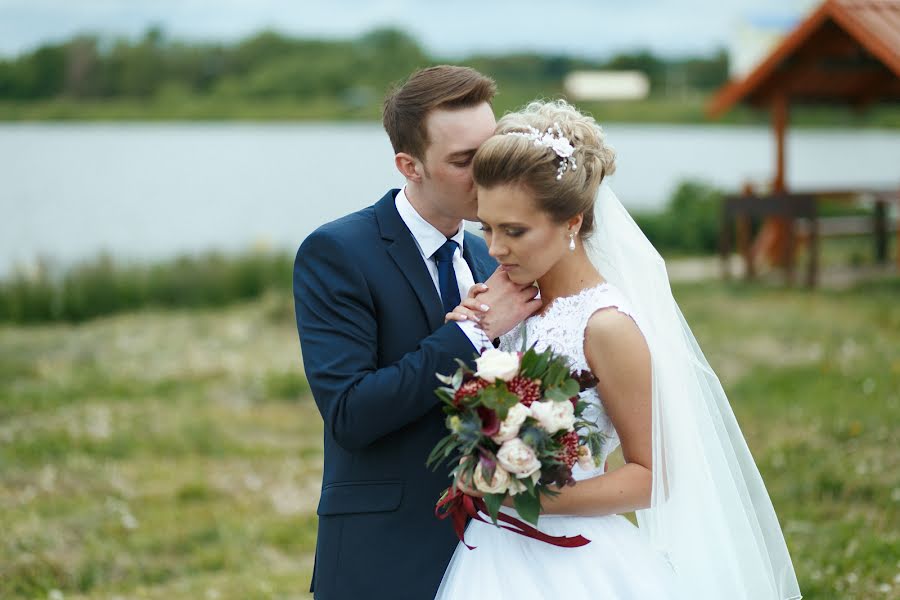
left=427, top=346, right=605, bottom=548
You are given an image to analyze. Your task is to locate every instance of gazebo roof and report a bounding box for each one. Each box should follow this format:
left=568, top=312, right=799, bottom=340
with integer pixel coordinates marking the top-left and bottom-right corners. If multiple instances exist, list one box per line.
left=708, top=0, right=900, bottom=117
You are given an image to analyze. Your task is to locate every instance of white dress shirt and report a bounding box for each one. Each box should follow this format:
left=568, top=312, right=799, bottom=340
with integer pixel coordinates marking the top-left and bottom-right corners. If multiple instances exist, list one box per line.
left=395, top=187, right=491, bottom=351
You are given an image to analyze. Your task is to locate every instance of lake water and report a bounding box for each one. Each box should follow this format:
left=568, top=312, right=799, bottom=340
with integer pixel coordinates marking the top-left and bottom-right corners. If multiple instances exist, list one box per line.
left=2, top=122, right=898, bottom=277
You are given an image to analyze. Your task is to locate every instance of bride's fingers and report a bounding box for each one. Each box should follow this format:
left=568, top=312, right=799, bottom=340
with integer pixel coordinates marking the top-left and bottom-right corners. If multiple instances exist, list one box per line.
left=453, top=306, right=482, bottom=322
left=459, top=297, right=490, bottom=312
left=444, top=308, right=480, bottom=323
left=466, top=283, right=489, bottom=298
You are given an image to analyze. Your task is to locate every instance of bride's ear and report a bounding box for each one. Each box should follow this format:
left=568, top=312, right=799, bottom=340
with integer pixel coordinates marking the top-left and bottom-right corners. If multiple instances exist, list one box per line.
left=567, top=214, right=584, bottom=234
left=395, top=152, right=423, bottom=183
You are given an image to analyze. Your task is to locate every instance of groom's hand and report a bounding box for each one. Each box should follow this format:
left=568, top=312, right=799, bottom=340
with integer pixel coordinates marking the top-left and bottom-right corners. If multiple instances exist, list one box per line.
left=471, top=269, right=541, bottom=339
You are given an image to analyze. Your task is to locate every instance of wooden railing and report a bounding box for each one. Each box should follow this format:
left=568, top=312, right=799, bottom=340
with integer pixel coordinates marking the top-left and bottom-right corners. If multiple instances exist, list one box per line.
left=719, top=188, right=899, bottom=288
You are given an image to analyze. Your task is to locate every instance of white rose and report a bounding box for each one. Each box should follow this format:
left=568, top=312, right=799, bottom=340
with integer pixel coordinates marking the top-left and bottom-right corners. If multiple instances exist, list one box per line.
left=506, top=471, right=541, bottom=496
left=474, top=349, right=519, bottom=382
left=577, top=444, right=595, bottom=471
left=496, top=438, right=541, bottom=479
left=473, top=462, right=511, bottom=495
left=491, top=403, right=531, bottom=444
left=530, top=400, right=575, bottom=434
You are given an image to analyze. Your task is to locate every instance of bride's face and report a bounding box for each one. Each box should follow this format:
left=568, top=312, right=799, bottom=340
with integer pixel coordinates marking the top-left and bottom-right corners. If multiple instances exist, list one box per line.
left=477, top=184, right=571, bottom=285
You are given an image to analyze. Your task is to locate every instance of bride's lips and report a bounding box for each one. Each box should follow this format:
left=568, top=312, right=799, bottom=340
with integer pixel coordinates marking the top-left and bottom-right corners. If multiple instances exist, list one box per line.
left=499, top=264, right=518, bottom=272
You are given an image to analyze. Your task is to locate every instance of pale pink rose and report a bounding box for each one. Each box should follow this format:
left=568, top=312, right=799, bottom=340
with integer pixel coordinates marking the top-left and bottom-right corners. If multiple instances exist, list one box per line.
left=473, top=462, right=511, bottom=495
left=496, top=438, right=541, bottom=479
left=530, top=400, right=575, bottom=434
left=506, top=471, right=541, bottom=496
left=577, top=445, right=595, bottom=471
left=475, top=349, right=519, bottom=382
left=491, top=403, right=531, bottom=444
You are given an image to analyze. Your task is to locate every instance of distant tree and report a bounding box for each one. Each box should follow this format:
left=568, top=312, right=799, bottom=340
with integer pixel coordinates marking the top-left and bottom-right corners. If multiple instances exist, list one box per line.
left=604, top=50, right=666, bottom=92
left=0, top=28, right=729, bottom=105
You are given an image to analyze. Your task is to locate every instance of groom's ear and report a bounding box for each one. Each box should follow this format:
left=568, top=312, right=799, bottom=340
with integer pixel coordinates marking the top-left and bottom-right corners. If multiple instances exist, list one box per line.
left=395, top=152, right=423, bottom=183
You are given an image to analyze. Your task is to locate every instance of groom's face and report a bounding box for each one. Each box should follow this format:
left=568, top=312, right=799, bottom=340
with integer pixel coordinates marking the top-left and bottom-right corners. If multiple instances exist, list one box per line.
left=419, top=102, right=496, bottom=221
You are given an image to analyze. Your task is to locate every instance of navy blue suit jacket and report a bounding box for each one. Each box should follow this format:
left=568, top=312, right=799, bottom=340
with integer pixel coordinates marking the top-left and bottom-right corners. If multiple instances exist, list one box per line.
left=293, top=189, right=497, bottom=599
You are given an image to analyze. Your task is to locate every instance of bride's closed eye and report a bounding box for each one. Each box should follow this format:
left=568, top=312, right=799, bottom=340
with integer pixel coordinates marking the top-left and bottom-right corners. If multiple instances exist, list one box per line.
left=479, top=225, right=525, bottom=238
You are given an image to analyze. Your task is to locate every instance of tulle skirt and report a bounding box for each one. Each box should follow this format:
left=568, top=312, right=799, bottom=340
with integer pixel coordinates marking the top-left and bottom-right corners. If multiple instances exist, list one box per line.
left=435, top=506, right=685, bottom=599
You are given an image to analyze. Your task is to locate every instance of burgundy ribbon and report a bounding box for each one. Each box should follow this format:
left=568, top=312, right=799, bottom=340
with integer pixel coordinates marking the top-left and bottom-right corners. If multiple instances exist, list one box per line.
left=435, top=487, right=591, bottom=550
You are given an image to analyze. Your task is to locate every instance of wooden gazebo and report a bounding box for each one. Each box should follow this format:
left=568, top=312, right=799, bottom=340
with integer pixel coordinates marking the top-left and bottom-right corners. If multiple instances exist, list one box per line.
left=708, top=0, right=900, bottom=285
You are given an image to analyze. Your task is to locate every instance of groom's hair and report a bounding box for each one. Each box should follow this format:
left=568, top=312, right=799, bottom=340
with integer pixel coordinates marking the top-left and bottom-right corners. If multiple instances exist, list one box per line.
left=382, top=65, right=496, bottom=161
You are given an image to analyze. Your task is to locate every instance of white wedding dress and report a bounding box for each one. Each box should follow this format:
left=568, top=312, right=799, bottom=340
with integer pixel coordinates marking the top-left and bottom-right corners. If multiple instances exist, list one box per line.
left=435, top=281, right=686, bottom=599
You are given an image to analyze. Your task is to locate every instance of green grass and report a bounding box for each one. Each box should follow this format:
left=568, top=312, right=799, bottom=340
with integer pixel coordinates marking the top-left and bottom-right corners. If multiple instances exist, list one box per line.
left=2, top=96, right=898, bottom=127
left=0, top=250, right=294, bottom=324
left=1, top=277, right=898, bottom=598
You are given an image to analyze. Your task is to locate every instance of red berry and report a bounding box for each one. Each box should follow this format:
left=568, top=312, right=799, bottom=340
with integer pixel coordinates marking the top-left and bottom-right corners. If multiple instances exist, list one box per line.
left=453, top=378, right=489, bottom=407
left=559, top=431, right=580, bottom=468
left=507, top=376, right=542, bottom=407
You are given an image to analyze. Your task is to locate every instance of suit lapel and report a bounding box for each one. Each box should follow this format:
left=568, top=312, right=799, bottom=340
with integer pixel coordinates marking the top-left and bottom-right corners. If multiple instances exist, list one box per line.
left=375, top=191, right=445, bottom=332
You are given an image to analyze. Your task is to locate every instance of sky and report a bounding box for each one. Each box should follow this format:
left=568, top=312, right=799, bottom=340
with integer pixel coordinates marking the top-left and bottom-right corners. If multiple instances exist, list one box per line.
left=0, top=0, right=818, bottom=59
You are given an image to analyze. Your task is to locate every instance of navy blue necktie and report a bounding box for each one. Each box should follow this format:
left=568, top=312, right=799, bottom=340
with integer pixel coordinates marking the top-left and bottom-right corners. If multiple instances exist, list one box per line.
left=432, top=239, right=461, bottom=314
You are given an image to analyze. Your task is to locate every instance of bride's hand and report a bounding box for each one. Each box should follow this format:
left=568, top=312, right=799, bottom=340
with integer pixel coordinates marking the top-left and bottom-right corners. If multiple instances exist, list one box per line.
left=444, top=283, right=491, bottom=325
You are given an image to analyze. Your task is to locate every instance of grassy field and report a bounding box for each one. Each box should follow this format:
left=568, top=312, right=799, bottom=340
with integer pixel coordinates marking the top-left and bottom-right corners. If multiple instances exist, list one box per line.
left=1, top=276, right=898, bottom=599
left=1, top=97, right=899, bottom=128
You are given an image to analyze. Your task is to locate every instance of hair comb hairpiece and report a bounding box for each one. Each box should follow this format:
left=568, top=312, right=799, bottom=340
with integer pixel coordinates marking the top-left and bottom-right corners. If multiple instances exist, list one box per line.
left=505, top=123, right=577, bottom=180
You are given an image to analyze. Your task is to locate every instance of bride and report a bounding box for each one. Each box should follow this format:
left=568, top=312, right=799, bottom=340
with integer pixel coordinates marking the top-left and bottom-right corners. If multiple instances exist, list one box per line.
left=436, top=100, right=801, bottom=599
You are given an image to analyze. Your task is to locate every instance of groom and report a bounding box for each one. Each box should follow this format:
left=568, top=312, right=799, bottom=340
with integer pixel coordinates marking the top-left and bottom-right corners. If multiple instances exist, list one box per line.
left=293, top=65, right=541, bottom=599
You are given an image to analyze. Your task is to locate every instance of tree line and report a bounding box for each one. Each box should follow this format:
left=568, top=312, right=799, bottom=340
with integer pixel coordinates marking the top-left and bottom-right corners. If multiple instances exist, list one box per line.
left=0, top=27, right=728, bottom=104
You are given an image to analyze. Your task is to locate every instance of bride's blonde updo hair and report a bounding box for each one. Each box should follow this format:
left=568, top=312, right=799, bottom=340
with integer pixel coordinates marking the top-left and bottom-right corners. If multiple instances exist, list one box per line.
left=473, top=99, right=616, bottom=239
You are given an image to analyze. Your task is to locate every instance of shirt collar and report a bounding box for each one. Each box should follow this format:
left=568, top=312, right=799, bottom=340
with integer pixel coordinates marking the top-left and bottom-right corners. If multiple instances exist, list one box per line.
left=395, top=186, right=465, bottom=259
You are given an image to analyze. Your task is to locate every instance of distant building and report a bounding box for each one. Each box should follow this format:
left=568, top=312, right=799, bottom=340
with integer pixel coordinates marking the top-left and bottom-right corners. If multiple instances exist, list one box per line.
left=563, top=71, right=650, bottom=101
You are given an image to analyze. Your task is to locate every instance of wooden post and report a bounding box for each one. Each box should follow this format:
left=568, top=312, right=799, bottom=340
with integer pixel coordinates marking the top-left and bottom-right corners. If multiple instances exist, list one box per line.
left=773, top=93, right=787, bottom=193
left=896, top=187, right=900, bottom=271
left=738, top=216, right=754, bottom=280
left=755, top=93, right=792, bottom=269
left=808, top=216, right=819, bottom=288
left=785, top=216, right=796, bottom=286
left=740, top=182, right=756, bottom=279
left=874, top=199, right=887, bottom=264
left=720, top=200, right=733, bottom=280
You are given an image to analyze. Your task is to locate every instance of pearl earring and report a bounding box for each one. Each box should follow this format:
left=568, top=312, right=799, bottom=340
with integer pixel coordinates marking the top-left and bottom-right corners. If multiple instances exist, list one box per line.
left=569, top=231, right=576, bottom=251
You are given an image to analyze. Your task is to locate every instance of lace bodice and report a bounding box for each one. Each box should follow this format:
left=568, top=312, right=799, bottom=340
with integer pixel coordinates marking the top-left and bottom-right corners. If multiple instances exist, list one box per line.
left=500, top=281, right=646, bottom=481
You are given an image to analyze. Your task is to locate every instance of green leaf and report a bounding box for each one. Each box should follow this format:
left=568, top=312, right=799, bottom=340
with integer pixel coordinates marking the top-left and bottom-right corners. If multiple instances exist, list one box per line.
left=435, top=387, right=455, bottom=405
left=544, top=361, right=571, bottom=388
left=586, top=431, right=606, bottom=459
left=519, top=346, right=538, bottom=376
left=518, top=425, right=550, bottom=453
left=451, top=369, right=464, bottom=390
left=513, top=490, right=541, bottom=526
left=544, top=386, right=569, bottom=402
left=454, top=358, right=474, bottom=373
left=559, top=378, right=579, bottom=398
left=436, top=372, right=454, bottom=386
left=483, top=493, right=504, bottom=525
left=426, top=435, right=458, bottom=469
left=531, top=350, right=551, bottom=380
left=479, top=382, right=519, bottom=421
